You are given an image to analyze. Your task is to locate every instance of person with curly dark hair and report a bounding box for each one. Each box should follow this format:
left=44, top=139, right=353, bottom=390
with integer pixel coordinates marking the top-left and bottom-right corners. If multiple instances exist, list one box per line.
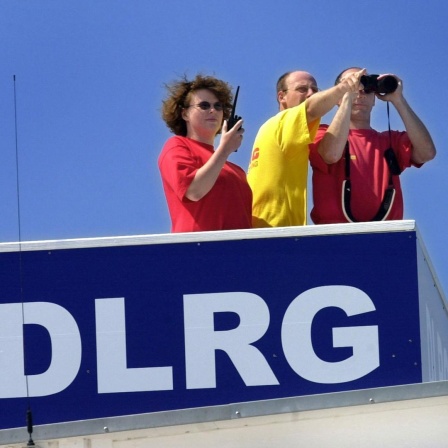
left=158, top=74, right=251, bottom=232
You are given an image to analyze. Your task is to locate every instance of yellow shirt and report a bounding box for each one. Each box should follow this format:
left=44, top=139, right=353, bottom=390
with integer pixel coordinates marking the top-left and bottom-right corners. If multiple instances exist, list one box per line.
left=247, top=102, right=319, bottom=227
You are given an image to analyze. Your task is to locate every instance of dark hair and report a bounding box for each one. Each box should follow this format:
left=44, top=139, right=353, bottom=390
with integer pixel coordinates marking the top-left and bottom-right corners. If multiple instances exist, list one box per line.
left=276, top=71, right=291, bottom=97
left=161, top=74, right=233, bottom=136
left=334, top=66, right=363, bottom=85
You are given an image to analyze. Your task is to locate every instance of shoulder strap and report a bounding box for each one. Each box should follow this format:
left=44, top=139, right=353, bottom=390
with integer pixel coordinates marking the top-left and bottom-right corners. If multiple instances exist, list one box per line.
left=342, top=140, right=396, bottom=222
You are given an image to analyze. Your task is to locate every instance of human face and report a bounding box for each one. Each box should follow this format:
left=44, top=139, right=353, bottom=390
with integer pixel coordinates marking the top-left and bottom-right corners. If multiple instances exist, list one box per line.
left=340, top=69, right=375, bottom=118
left=278, top=71, right=318, bottom=110
left=182, top=89, right=223, bottom=143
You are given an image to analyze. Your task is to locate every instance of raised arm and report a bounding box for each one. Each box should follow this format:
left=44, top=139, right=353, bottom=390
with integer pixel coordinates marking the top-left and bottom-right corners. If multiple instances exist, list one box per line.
left=377, top=75, right=436, bottom=164
left=305, top=69, right=365, bottom=123
left=185, top=119, right=244, bottom=201
left=317, top=92, right=356, bottom=164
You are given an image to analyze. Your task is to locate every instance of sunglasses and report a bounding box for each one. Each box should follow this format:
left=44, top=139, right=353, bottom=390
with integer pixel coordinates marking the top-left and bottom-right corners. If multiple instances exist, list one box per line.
left=186, top=101, right=224, bottom=111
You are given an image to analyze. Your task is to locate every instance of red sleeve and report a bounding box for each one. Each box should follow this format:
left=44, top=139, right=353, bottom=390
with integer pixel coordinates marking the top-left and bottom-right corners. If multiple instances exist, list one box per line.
left=309, top=124, right=330, bottom=173
left=390, top=131, right=419, bottom=170
left=158, top=137, right=199, bottom=201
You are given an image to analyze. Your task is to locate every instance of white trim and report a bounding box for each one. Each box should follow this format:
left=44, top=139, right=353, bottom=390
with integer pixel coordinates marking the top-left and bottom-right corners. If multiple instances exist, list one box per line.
left=0, top=220, right=417, bottom=253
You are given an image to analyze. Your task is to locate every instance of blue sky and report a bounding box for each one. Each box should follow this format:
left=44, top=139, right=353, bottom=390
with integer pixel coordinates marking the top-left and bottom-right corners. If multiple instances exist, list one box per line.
left=1, top=0, right=447, bottom=293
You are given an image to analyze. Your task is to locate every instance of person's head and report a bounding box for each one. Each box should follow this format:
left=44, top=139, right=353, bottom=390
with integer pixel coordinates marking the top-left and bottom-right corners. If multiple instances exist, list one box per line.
left=162, top=74, right=233, bottom=137
left=334, top=66, right=364, bottom=86
left=335, top=67, right=375, bottom=123
left=276, top=71, right=318, bottom=111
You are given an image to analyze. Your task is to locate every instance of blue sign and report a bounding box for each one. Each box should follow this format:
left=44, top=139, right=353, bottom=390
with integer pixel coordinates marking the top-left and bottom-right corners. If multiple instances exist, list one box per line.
left=0, top=230, right=422, bottom=430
